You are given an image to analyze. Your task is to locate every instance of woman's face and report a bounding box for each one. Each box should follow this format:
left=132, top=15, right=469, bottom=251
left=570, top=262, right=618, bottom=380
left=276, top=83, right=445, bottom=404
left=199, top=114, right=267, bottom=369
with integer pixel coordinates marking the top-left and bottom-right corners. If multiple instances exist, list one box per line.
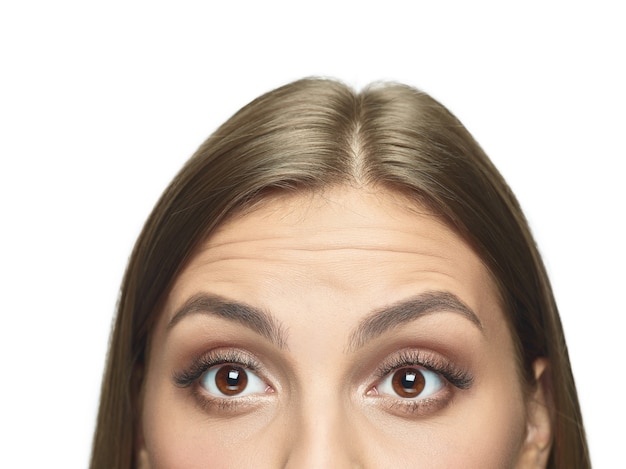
left=139, top=187, right=551, bottom=468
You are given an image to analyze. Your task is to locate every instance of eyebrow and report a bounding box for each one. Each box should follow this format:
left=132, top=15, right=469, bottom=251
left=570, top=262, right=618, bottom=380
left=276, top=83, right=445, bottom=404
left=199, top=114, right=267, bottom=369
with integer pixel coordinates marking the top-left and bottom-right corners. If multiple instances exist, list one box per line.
left=167, top=293, right=288, bottom=349
left=347, top=291, right=483, bottom=352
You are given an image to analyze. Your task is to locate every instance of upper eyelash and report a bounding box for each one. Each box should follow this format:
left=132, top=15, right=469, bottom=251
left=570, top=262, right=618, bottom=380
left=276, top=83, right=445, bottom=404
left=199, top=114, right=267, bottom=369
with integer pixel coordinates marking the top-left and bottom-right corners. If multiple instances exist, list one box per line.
left=375, top=349, right=474, bottom=390
left=172, top=349, right=262, bottom=388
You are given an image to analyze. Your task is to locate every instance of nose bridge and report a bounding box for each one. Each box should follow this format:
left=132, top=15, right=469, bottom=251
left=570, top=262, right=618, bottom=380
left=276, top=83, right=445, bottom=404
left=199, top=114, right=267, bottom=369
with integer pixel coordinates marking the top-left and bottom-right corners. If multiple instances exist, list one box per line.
left=283, top=391, right=363, bottom=469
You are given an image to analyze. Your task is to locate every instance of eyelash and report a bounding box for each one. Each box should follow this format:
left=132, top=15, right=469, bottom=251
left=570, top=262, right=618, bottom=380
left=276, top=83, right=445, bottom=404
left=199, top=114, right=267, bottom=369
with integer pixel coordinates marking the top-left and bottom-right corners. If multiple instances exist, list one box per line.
left=173, top=349, right=262, bottom=387
left=375, top=349, right=473, bottom=390
left=370, top=349, right=473, bottom=415
left=173, top=349, right=271, bottom=412
left=172, top=348, right=473, bottom=415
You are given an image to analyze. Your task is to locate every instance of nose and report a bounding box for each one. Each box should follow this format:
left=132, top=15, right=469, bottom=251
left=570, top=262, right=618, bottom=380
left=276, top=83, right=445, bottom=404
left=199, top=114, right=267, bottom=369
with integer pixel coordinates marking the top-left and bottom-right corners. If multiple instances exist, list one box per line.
left=282, top=398, right=365, bottom=469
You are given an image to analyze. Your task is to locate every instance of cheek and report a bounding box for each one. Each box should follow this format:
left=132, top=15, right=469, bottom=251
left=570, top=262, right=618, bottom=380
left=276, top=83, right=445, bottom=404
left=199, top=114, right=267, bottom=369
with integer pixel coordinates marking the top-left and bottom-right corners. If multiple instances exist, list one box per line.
left=365, top=386, right=527, bottom=468
left=141, top=378, right=209, bottom=469
left=141, top=394, right=236, bottom=469
left=141, top=374, right=279, bottom=469
left=449, top=388, right=527, bottom=467
left=449, top=359, right=527, bottom=465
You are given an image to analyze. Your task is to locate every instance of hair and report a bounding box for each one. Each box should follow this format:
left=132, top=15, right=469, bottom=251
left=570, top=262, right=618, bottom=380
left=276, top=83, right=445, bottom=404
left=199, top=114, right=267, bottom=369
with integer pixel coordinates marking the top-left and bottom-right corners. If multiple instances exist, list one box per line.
left=91, top=78, right=590, bottom=468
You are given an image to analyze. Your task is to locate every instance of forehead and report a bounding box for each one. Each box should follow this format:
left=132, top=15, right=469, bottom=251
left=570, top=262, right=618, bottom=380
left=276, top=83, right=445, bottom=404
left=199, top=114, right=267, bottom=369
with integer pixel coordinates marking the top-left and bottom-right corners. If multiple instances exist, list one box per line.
left=164, top=186, right=503, bottom=334
left=204, top=187, right=468, bottom=260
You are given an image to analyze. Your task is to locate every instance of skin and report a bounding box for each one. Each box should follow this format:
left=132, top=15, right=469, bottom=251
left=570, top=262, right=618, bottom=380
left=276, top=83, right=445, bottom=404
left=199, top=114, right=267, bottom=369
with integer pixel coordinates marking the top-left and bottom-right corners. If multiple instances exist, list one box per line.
left=139, top=186, right=552, bottom=468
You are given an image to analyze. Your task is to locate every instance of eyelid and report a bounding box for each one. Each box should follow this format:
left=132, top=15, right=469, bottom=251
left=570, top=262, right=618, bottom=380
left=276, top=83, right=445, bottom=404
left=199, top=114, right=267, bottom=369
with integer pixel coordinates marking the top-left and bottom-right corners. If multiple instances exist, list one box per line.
left=200, top=364, right=268, bottom=398
left=172, top=348, right=276, bottom=413
left=172, top=348, right=265, bottom=389
left=365, top=349, right=473, bottom=417
left=373, top=349, right=474, bottom=390
left=377, top=366, right=445, bottom=400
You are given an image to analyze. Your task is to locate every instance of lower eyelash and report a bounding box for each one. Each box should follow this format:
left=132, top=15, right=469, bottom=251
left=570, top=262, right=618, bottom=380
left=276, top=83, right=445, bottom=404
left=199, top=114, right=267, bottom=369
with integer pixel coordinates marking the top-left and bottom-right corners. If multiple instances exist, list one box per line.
left=379, top=393, right=452, bottom=416
left=193, top=389, right=260, bottom=413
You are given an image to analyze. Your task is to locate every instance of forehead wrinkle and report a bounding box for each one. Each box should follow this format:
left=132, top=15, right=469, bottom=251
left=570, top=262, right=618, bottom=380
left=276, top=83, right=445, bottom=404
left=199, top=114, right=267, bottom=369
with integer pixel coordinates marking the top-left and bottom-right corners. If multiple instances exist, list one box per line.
left=188, top=246, right=456, bottom=268
left=199, top=228, right=459, bottom=257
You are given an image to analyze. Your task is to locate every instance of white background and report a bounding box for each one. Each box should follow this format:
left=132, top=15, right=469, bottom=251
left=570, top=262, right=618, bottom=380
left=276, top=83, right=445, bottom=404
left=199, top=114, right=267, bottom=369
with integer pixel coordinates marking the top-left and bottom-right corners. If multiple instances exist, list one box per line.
left=1, top=2, right=623, bottom=467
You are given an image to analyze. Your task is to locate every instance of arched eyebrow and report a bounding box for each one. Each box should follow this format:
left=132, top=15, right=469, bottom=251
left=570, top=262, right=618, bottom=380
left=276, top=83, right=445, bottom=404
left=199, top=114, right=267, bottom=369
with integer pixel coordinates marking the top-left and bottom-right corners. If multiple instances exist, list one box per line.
left=347, top=291, right=484, bottom=352
left=167, top=293, right=288, bottom=349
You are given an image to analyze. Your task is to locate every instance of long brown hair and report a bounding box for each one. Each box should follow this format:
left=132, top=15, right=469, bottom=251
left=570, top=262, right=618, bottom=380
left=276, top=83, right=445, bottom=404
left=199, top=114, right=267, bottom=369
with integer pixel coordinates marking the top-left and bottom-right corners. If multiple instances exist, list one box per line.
left=91, top=78, right=590, bottom=468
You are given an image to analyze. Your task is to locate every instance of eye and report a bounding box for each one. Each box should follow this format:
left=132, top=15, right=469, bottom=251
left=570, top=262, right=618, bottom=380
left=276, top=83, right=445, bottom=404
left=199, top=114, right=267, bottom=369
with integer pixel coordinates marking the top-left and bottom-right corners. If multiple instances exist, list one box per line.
left=378, top=366, right=445, bottom=399
left=200, top=364, right=268, bottom=397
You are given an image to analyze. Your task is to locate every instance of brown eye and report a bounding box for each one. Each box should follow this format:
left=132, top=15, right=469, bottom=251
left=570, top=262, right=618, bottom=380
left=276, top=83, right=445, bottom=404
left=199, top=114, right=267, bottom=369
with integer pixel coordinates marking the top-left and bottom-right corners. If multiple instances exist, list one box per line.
left=391, top=368, right=426, bottom=398
left=200, top=364, right=267, bottom=397
left=379, top=366, right=445, bottom=399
